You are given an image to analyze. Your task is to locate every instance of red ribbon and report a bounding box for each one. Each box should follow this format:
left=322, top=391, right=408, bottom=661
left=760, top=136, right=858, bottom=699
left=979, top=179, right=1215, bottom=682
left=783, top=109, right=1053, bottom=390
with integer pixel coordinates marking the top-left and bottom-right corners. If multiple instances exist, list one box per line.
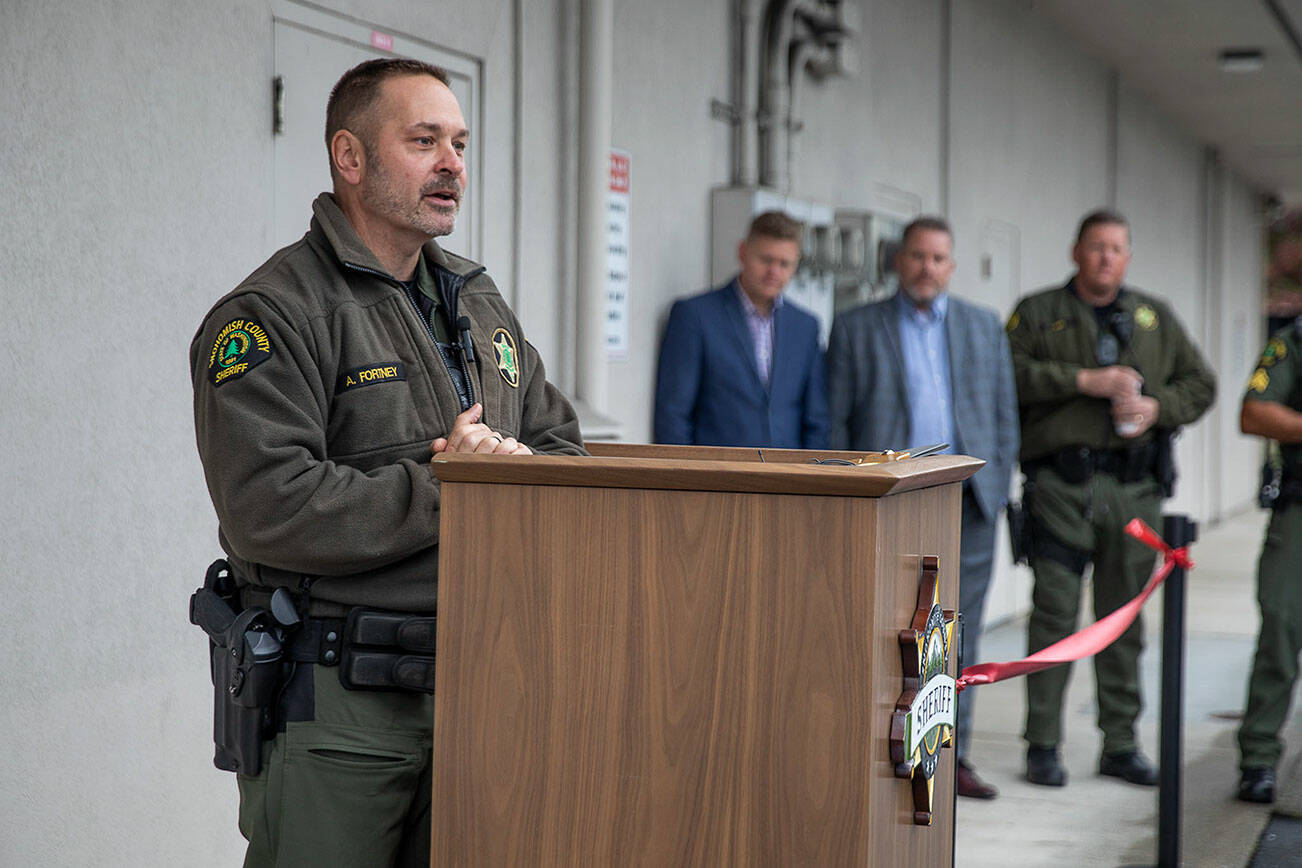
left=955, top=519, right=1193, bottom=693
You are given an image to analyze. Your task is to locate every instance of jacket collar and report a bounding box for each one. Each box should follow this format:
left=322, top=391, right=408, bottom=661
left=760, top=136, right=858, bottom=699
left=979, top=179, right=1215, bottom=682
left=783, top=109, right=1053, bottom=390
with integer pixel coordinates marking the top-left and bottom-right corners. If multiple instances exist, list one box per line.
left=310, top=192, right=478, bottom=279
left=1065, top=276, right=1131, bottom=310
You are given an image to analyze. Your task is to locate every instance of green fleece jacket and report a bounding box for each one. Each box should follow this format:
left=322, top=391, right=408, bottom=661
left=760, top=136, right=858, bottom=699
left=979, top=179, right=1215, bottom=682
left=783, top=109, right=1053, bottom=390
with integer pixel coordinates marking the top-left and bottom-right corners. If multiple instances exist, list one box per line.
left=190, top=193, right=585, bottom=614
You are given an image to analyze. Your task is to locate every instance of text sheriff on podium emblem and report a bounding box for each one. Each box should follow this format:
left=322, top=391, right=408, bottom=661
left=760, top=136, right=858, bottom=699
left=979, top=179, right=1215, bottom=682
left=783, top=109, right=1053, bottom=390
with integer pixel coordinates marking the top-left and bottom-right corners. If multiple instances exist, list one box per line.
left=889, top=555, right=957, bottom=826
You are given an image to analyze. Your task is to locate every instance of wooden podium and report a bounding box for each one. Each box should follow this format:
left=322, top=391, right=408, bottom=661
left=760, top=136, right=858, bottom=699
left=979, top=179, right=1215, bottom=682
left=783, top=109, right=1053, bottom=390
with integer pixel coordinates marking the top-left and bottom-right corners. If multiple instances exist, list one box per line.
left=430, top=444, right=982, bottom=866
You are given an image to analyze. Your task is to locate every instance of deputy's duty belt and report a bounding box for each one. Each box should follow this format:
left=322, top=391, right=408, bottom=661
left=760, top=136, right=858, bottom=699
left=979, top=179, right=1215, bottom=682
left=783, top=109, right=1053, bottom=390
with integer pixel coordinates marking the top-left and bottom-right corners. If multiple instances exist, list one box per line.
left=1031, top=443, right=1157, bottom=485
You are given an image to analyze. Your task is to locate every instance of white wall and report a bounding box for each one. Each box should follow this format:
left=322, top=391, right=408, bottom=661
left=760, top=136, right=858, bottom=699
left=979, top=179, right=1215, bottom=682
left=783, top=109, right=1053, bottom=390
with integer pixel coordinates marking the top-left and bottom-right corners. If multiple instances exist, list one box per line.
left=606, top=0, right=732, bottom=436
left=947, top=0, right=1113, bottom=303
left=0, top=0, right=1269, bottom=863
left=0, top=1, right=522, bottom=865
left=1116, top=82, right=1215, bottom=522
left=1, top=1, right=269, bottom=864
left=793, top=0, right=945, bottom=215
left=1214, top=172, right=1268, bottom=518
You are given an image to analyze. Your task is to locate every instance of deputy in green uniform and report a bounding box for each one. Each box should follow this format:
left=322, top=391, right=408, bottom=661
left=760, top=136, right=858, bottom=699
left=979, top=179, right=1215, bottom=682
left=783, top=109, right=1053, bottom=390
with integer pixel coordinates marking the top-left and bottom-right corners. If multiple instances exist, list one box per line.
left=1007, top=209, right=1215, bottom=788
left=1237, top=323, right=1302, bottom=803
left=190, top=60, right=584, bottom=865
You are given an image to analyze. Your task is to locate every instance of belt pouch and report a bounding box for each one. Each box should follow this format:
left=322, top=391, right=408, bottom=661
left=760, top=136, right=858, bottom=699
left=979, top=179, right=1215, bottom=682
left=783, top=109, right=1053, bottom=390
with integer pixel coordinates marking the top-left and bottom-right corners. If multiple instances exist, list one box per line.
left=339, top=608, right=437, bottom=694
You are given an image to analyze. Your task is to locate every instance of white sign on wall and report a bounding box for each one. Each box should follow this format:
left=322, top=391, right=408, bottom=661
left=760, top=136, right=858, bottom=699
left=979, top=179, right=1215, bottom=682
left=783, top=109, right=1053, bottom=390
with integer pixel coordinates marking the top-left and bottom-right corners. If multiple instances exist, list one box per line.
left=607, top=149, right=631, bottom=360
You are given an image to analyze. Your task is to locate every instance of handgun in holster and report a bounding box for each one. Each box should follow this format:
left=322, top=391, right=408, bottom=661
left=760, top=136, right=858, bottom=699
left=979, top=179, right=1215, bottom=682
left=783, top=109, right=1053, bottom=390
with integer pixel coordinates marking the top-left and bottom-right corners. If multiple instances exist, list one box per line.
left=1260, top=441, right=1284, bottom=509
left=1007, top=501, right=1030, bottom=565
left=1007, top=474, right=1035, bottom=566
left=189, top=559, right=300, bottom=775
left=1153, top=428, right=1179, bottom=498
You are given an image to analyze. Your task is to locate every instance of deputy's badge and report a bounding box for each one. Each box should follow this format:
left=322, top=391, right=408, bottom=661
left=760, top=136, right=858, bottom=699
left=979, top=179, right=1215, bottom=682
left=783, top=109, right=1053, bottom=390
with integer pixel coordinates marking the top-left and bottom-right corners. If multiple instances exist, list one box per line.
left=890, top=556, right=957, bottom=826
left=1261, top=337, right=1287, bottom=368
left=208, top=318, right=273, bottom=387
left=1006, top=312, right=1020, bottom=333
left=1135, top=304, right=1158, bottom=331
left=1251, top=368, right=1270, bottom=393
left=1050, top=319, right=1067, bottom=333
left=491, top=328, right=520, bottom=388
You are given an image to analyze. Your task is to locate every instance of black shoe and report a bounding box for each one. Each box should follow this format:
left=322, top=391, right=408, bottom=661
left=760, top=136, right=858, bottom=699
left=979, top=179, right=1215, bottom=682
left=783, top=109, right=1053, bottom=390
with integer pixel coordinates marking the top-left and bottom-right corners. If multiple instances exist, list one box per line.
left=1238, top=767, right=1276, bottom=804
left=1026, top=746, right=1067, bottom=787
left=1099, top=750, right=1158, bottom=786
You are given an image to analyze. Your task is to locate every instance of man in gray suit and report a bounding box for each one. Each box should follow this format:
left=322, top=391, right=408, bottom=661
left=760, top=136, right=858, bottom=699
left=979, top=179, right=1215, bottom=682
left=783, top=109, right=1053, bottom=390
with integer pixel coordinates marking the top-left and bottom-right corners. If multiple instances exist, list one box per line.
left=826, top=216, right=1019, bottom=799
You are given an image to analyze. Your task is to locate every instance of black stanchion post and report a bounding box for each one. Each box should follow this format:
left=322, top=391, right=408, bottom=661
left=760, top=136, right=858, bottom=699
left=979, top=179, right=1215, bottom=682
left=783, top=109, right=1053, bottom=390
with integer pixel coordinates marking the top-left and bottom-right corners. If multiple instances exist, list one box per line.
left=1157, top=514, right=1195, bottom=868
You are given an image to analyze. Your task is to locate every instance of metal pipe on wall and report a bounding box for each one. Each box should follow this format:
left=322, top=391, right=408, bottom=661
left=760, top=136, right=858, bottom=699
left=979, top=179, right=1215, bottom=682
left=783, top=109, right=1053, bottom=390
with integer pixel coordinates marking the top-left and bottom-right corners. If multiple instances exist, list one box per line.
left=576, top=0, right=612, bottom=417
left=757, top=0, right=797, bottom=189
left=757, top=0, right=849, bottom=191
left=733, top=0, right=758, bottom=186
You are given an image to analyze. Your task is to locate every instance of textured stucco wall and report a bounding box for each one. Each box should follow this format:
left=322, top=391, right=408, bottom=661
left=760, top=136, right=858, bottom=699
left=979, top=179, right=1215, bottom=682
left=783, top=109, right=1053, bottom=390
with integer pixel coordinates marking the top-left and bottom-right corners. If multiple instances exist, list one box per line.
left=0, top=1, right=520, bottom=865
left=606, top=0, right=732, bottom=437
left=1214, top=170, right=1268, bottom=518
left=1, top=1, right=272, bottom=863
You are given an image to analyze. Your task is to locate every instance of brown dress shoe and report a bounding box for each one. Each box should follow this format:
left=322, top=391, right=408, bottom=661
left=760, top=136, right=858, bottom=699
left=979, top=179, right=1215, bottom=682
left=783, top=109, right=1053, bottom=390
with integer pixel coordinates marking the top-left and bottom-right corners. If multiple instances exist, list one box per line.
left=956, top=759, right=999, bottom=799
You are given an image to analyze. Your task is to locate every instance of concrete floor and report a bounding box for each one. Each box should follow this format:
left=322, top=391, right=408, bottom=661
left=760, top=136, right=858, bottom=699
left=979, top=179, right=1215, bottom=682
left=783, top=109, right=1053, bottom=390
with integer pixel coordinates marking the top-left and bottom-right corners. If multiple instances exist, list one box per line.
left=953, top=507, right=1302, bottom=868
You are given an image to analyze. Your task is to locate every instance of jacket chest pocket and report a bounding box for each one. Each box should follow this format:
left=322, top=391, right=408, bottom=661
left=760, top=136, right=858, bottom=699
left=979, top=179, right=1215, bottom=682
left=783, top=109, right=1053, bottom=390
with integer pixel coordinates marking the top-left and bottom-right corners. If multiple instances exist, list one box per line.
left=327, top=359, right=426, bottom=460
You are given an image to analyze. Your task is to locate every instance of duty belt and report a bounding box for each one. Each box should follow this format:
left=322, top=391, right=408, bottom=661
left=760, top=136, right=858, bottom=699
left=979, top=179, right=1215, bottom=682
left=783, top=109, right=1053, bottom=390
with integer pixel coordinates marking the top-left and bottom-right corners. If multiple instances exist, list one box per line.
left=1028, top=443, right=1157, bottom=486
left=287, top=608, right=437, bottom=694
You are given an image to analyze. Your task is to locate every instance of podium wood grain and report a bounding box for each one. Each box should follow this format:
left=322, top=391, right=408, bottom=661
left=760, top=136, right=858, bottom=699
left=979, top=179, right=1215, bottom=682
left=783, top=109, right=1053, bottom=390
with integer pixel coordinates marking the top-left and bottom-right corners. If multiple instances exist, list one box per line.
left=432, top=451, right=968, bottom=866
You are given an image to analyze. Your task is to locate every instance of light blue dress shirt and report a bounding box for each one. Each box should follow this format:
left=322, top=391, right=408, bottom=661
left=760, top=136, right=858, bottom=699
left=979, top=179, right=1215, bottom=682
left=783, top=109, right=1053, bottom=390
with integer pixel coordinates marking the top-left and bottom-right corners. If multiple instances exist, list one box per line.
left=736, top=283, right=783, bottom=388
left=896, top=291, right=956, bottom=454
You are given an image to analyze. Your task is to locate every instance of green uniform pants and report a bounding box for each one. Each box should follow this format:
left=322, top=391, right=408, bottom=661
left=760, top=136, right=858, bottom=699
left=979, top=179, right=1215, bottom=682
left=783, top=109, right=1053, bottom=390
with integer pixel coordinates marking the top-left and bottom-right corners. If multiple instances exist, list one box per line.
left=1238, top=501, right=1302, bottom=770
left=1023, top=468, right=1162, bottom=755
left=237, top=663, right=435, bottom=868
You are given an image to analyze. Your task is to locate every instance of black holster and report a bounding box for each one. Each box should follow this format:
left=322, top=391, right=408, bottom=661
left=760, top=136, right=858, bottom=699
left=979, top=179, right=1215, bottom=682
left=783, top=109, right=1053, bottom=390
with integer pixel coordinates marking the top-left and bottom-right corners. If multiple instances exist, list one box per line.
left=1007, top=501, right=1031, bottom=566
left=1259, top=442, right=1284, bottom=509
left=1153, top=428, right=1178, bottom=498
left=189, top=560, right=292, bottom=775
left=1012, top=468, right=1091, bottom=574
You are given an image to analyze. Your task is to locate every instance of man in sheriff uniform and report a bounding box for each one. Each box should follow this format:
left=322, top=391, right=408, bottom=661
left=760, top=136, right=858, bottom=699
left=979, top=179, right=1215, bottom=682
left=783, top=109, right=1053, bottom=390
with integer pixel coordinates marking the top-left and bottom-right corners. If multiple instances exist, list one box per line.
left=190, top=59, right=583, bottom=865
left=1237, top=324, right=1302, bottom=803
left=1007, top=209, right=1215, bottom=788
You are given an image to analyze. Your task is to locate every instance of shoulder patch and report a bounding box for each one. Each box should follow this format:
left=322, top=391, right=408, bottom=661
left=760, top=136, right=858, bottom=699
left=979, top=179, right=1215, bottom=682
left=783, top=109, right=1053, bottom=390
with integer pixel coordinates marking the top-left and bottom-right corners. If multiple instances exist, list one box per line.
left=1134, top=304, right=1158, bottom=331
left=208, top=318, right=273, bottom=387
left=1260, top=337, right=1288, bottom=368
left=1006, top=312, right=1020, bottom=333
left=1250, top=368, right=1270, bottom=393
left=492, top=328, right=520, bottom=388
left=337, top=361, right=406, bottom=394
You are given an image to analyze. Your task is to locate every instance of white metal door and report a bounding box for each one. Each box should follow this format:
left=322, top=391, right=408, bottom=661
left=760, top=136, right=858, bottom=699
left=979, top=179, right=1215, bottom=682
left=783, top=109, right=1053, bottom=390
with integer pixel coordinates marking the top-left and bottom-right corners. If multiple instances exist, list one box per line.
left=272, top=0, right=481, bottom=261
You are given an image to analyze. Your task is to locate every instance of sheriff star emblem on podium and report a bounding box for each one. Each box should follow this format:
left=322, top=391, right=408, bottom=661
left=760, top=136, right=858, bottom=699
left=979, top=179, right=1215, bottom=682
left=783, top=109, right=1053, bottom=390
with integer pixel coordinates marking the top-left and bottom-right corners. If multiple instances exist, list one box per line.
left=889, top=555, right=957, bottom=826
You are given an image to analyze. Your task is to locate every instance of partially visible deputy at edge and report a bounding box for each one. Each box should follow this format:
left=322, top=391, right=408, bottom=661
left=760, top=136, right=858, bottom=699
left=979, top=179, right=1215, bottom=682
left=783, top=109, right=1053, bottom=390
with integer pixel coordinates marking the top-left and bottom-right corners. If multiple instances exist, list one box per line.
left=653, top=210, right=829, bottom=449
left=1235, top=320, right=1302, bottom=805
left=189, top=57, right=584, bottom=867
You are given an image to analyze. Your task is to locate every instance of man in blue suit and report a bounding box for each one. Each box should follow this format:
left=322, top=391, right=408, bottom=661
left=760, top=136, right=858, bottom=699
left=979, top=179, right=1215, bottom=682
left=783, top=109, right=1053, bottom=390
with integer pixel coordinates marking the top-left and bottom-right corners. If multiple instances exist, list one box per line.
left=654, top=211, right=829, bottom=448
left=826, top=216, right=1019, bottom=799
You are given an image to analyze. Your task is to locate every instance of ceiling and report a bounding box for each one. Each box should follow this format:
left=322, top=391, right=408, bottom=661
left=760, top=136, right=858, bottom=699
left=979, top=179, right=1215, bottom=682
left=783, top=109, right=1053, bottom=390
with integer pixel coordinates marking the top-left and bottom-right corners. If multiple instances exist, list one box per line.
left=1033, top=0, right=1302, bottom=205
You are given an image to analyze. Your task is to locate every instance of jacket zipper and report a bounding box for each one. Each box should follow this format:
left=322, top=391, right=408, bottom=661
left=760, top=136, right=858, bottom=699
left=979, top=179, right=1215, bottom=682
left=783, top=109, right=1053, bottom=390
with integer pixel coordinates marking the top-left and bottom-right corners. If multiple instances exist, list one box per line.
left=343, top=261, right=476, bottom=410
